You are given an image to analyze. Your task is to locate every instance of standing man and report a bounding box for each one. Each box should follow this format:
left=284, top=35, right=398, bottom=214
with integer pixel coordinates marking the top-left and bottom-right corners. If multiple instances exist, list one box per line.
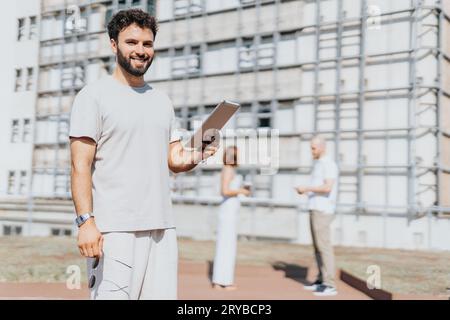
left=296, top=135, right=339, bottom=296
left=69, top=9, right=217, bottom=300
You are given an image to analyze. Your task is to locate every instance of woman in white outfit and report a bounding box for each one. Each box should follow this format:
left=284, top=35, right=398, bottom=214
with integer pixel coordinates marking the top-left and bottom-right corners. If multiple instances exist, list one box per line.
left=212, top=146, right=251, bottom=290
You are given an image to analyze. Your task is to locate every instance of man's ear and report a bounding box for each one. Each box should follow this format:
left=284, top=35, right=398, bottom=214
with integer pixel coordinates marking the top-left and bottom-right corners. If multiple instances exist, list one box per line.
left=110, top=39, right=117, bottom=55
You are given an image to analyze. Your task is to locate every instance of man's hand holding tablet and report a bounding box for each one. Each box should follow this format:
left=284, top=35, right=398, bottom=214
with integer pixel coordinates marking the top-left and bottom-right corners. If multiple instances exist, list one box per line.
left=168, top=100, right=240, bottom=172
left=186, top=100, right=240, bottom=152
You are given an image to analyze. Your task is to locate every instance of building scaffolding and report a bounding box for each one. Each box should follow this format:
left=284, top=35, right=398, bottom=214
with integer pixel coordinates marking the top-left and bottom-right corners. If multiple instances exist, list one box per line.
left=25, top=0, right=450, bottom=235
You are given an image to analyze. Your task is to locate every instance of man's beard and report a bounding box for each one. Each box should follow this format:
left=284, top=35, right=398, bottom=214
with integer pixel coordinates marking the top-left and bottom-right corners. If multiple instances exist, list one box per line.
left=117, top=48, right=153, bottom=77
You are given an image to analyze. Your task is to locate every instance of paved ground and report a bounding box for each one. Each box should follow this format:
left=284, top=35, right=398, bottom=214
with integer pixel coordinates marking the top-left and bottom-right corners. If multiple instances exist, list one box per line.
left=0, top=260, right=370, bottom=300
left=178, top=261, right=370, bottom=300
left=1, top=237, right=449, bottom=298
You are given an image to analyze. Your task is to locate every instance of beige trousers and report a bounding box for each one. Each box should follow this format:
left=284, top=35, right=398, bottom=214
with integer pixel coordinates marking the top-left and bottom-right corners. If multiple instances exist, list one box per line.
left=309, top=210, right=336, bottom=288
left=87, top=228, right=178, bottom=300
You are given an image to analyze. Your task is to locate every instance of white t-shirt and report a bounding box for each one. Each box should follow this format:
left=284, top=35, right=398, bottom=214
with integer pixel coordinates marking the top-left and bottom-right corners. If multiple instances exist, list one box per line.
left=69, top=76, right=181, bottom=232
left=308, top=156, right=339, bottom=214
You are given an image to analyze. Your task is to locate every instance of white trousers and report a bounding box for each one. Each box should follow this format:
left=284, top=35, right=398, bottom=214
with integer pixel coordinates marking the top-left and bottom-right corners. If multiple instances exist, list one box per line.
left=87, top=228, right=178, bottom=300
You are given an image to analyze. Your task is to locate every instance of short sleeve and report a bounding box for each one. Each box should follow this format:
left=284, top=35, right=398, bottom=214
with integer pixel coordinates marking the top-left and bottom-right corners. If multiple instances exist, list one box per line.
left=324, top=160, right=338, bottom=180
left=169, top=108, right=183, bottom=144
left=69, top=88, right=102, bottom=143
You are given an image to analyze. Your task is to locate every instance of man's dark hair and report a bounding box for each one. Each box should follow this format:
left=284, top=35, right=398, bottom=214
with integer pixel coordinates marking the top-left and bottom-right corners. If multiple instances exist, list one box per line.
left=107, top=9, right=158, bottom=42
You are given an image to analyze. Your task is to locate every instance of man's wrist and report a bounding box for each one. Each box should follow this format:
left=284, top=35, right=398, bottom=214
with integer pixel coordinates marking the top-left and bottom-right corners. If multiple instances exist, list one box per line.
left=79, top=217, right=95, bottom=229
left=75, top=213, right=94, bottom=228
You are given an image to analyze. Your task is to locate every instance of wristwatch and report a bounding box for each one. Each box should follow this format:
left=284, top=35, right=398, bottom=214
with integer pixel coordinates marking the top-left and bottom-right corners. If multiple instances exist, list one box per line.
left=75, top=213, right=94, bottom=227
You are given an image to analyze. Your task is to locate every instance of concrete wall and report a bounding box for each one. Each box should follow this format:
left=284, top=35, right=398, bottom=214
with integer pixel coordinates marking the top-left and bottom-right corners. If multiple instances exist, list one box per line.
left=172, top=203, right=450, bottom=251
left=0, top=211, right=76, bottom=237
left=156, top=0, right=303, bottom=49
left=440, top=3, right=450, bottom=209
left=0, top=2, right=18, bottom=196
left=1, top=202, right=449, bottom=251
left=0, top=0, right=40, bottom=196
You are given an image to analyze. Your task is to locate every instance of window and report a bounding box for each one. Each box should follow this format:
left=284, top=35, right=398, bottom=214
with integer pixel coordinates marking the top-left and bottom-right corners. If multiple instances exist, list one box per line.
left=278, top=31, right=298, bottom=65
left=147, top=0, right=156, bottom=15
left=240, top=0, right=257, bottom=5
left=26, top=68, right=34, bottom=91
left=11, top=120, right=20, bottom=143
left=3, top=225, right=23, bottom=236
left=239, top=38, right=256, bottom=69
left=146, top=49, right=170, bottom=80
left=14, top=226, right=22, bottom=235
left=51, top=228, right=72, bottom=236
left=258, top=36, right=275, bottom=67
left=172, top=47, right=201, bottom=77
left=118, top=0, right=127, bottom=9
left=187, top=107, right=201, bottom=131
left=55, top=174, right=70, bottom=196
left=174, top=109, right=184, bottom=129
left=203, top=41, right=237, bottom=75
left=188, top=47, right=201, bottom=73
left=58, top=120, right=69, bottom=143
left=7, top=171, right=16, bottom=194
left=15, top=69, right=23, bottom=92
left=18, top=17, right=38, bottom=41
left=23, top=119, right=32, bottom=142
left=11, top=119, right=31, bottom=143
left=172, top=48, right=185, bottom=76
left=6, top=171, right=28, bottom=195
left=236, top=104, right=254, bottom=128
left=104, top=58, right=115, bottom=74
left=105, top=8, right=114, bottom=28
left=17, top=18, right=26, bottom=41
left=257, top=102, right=272, bottom=128
left=174, top=0, right=203, bottom=16
left=62, top=65, right=85, bottom=88
left=3, top=226, right=11, bottom=235
left=275, top=100, right=295, bottom=133
left=19, top=171, right=27, bottom=195
left=239, top=36, right=275, bottom=69
left=29, top=16, right=37, bottom=40
left=65, top=9, right=87, bottom=34
left=74, top=65, right=85, bottom=87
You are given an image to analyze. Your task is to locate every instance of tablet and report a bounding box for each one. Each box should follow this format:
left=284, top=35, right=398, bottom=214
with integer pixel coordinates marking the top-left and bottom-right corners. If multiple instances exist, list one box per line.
left=186, top=100, right=240, bottom=150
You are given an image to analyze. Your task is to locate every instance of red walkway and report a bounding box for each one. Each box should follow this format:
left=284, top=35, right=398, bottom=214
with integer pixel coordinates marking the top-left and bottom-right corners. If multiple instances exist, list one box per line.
left=0, top=260, right=370, bottom=300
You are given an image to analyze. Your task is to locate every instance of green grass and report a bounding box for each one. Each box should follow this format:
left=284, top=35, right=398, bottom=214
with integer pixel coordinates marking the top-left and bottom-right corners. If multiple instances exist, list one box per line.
left=1, top=236, right=449, bottom=297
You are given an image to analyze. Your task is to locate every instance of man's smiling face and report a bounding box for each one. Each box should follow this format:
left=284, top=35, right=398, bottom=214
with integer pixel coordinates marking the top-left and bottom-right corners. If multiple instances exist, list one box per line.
left=112, top=23, right=155, bottom=77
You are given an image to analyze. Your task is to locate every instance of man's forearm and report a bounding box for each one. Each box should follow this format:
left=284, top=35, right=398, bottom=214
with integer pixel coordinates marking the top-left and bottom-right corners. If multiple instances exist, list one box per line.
left=71, top=167, right=93, bottom=215
left=307, top=185, right=332, bottom=194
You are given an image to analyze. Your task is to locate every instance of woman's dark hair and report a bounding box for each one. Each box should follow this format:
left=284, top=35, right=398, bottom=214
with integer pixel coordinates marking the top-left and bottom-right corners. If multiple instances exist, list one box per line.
left=107, top=9, right=158, bottom=42
left=223, top=146, right=238, bottom=167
